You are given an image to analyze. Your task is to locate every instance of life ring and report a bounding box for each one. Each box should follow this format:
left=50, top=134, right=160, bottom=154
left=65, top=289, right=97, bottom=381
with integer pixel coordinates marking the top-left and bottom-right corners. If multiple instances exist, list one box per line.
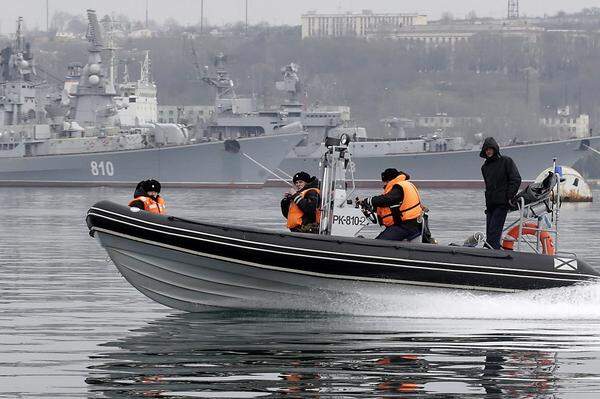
left=501, top=222, right=555, bottom=255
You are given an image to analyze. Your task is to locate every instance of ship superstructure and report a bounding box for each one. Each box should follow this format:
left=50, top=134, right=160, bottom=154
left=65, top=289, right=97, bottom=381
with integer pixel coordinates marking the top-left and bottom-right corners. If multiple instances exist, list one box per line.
left=197, top=55, right=600, bottom=184
left=0, top=13, right=304, bottom=187
left=0, top=17, right=40, bottom=127
left=115, top=51, right=158, bottom=127
left=200, top=57, right=354, bottom=143
left=70, top=9, right=118, bottom=130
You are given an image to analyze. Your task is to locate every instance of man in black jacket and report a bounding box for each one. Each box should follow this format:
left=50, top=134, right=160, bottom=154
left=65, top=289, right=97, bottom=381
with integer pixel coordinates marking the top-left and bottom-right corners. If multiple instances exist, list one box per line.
left=480, top=137, right=522, bottom=249
left=281, top=171, right=321, bottom=233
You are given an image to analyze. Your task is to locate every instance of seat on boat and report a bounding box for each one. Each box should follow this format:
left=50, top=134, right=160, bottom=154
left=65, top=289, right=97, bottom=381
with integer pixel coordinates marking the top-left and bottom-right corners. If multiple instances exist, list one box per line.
left=509, top=171, right=558, bottom=212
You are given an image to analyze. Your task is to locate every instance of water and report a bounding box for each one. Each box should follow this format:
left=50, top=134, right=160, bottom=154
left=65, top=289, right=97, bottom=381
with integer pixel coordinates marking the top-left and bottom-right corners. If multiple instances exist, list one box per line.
left=2, top=187, right=600, bottom=397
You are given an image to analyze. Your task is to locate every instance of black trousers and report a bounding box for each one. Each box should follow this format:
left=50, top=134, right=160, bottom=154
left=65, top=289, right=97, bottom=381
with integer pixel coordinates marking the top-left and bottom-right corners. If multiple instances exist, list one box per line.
left=376, top=224, right=422, bottom=241
left=486, top=206, right=508, bottom=249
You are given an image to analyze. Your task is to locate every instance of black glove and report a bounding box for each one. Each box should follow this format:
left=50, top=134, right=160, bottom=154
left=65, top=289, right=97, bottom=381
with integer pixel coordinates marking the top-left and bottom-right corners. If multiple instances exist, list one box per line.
left=359, top=197, right=372, bottom=211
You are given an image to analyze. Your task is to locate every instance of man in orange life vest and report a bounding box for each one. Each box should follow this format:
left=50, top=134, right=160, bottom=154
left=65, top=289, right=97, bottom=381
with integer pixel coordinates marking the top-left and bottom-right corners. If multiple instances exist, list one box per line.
left=360, top=168, right=424, bottom=241
left=129, top=179, right=166, bottom=215
left=281, top=171, right=321, bottom=233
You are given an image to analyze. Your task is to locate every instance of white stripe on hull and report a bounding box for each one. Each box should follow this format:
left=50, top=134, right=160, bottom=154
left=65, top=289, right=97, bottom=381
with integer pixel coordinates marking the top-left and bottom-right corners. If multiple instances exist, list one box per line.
left=90, top=208, right=597, bottom=281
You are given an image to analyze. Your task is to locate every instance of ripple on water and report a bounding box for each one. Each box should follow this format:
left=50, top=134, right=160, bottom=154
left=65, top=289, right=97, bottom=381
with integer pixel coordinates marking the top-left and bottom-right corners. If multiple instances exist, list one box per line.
left=2, top=187, right=600, bottom=397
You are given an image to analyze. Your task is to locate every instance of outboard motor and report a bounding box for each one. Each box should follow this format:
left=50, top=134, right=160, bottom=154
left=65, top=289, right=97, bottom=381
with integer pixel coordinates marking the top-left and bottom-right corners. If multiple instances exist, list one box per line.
left=501, top=158, right=562, bottom=254
left=510, top=171, right=558, bottom=215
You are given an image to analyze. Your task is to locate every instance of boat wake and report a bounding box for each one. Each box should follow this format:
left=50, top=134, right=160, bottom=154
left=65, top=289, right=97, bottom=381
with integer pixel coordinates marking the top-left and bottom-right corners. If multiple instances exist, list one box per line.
left=322, top=282, right=600, bottom=319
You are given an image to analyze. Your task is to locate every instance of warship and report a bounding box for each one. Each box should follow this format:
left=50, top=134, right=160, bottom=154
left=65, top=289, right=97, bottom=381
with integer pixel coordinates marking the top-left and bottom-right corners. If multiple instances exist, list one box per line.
left=0, top=12, right=303, bottom=187
left=198, top=58, right=600, bottom=186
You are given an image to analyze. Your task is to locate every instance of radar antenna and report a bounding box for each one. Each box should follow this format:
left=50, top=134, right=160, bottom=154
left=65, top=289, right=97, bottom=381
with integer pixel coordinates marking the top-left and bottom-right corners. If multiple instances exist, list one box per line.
left=85, top=9, right=104, bottom=51
left=140, top=50, right=152, bottom=83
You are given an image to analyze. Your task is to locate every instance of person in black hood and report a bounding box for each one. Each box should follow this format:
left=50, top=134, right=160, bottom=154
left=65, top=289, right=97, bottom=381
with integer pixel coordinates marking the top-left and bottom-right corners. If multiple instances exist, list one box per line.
left=281, top=171, right=321, bottom=233
left=480, top=137, right=522, bottom=249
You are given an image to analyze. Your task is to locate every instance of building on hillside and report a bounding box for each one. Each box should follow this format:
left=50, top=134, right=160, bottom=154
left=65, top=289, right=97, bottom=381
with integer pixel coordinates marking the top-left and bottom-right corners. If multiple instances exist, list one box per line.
left=539, top=113, right=590, bottom=138
left=366, top=20, right=544, bottom=47
left=301, top=10, right=427, bottom=39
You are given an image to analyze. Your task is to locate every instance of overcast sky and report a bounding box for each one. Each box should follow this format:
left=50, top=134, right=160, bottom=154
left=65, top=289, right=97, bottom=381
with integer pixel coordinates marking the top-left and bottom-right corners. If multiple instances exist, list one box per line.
left=2, top=0, right=599, bottom=33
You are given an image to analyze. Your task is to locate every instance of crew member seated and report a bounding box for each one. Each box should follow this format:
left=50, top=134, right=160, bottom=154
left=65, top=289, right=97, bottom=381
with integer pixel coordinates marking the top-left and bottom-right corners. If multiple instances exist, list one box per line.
left=281, top=171, right=321, bottom=233
left=129, top=179, right=166, bottom=215
left=360, top=168, right=424, bottom=241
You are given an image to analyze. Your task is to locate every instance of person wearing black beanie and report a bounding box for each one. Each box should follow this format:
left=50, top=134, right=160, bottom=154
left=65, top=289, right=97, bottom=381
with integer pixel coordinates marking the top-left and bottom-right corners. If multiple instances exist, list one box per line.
left=129, top=179, right=167, bottom=214
left=281, top=171, right=321, bottom=233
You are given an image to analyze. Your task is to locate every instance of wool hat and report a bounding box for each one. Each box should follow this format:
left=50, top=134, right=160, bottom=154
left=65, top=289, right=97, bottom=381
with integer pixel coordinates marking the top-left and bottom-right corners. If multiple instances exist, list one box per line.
left=293, top=171, right=311, bottom=183
left=141, top=179, right=161, bottom=193
left=381, top=168, right=401, bottom=182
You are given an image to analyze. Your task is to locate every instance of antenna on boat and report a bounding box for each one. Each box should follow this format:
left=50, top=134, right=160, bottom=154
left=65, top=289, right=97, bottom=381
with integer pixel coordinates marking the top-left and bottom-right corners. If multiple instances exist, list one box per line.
left=553, top=157, right=561, bottom=252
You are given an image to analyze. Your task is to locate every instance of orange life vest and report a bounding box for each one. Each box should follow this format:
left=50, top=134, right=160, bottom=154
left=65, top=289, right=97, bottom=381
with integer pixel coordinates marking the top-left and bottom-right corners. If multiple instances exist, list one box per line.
left=287, top=188, right=321, bottom=230
left=376, top=174, right=423, bottom=227
left=129, top=196, right=166, bottom=215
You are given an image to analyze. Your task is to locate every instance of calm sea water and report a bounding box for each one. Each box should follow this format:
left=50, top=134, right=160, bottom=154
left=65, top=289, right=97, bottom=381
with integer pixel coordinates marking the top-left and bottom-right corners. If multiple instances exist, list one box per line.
left=2, top=187, right=600, bottom=398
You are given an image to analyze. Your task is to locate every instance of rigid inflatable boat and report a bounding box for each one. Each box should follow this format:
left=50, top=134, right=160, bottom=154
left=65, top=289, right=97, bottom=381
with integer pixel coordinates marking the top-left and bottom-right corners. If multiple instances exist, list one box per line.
left=86, top=136, right=600, bottom=312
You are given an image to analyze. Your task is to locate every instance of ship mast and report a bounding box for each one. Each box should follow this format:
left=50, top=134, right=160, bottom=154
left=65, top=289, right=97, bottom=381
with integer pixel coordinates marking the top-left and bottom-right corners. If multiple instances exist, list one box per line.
left=101, top=14, right=118, bottom=90
left=140, top=51, right=152, bottom=84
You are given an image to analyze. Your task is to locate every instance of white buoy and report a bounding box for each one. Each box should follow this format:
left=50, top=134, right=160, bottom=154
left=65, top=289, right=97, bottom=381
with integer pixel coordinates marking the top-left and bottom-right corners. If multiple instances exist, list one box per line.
left=535, top=166, right=593, bottom=202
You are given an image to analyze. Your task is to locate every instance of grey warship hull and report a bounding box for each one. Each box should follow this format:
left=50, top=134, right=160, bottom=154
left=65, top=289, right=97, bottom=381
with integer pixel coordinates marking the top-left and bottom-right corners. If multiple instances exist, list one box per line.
left=281, top=136, right=600, bottom=186
left=0, top=133, right=304, bottom=187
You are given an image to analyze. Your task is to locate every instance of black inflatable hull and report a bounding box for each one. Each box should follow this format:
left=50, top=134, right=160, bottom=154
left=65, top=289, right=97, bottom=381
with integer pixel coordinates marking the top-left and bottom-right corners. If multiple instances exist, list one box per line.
left=86, top=201, right=600, bottom=311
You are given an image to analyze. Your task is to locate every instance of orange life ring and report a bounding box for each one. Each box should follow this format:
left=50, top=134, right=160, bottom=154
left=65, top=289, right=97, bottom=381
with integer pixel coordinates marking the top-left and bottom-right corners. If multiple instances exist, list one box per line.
left=501, top=222, right=555, bottom=255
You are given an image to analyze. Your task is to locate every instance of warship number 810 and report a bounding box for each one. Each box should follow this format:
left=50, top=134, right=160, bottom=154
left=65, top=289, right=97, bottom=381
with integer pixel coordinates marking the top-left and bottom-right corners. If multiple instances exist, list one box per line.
left=90, top=161, right=115, bottom=176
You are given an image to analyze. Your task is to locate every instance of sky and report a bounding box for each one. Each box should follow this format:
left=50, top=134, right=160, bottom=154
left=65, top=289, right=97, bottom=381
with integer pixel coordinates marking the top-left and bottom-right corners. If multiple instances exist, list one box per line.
left=1, top=0, right=599, bottom=33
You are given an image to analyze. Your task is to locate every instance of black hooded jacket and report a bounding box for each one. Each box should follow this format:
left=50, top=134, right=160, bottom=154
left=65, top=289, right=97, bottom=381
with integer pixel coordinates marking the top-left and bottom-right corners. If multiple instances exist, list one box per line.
left=281, top=177, right=321, bottom=226
left=480, top=137, right=522, bottom=208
